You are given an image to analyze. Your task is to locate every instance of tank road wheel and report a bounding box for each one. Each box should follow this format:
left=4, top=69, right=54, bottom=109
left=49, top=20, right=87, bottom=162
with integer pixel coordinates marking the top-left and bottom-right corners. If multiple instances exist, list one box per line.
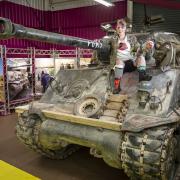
left=121, top=124, right=180, bottom=180
left=16, top=111, right=79, bottom=159
left=74, top=95, right=101, bottom=118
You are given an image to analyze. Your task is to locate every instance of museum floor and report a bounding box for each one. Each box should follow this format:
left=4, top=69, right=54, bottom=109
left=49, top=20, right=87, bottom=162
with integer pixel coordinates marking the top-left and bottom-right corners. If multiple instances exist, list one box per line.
left=0, top=113, right=129, bottom=180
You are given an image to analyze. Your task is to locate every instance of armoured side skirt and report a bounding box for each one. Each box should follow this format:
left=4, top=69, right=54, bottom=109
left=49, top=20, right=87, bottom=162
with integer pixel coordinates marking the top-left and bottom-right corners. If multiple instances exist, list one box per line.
left=39, top=119, right=123, bottom=169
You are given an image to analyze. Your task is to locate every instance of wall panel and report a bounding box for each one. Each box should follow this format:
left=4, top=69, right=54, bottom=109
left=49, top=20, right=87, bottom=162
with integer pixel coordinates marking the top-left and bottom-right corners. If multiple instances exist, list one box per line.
left=0, top=1, right=127, bottom=49
left=133, top=3, right=180, bottom=33
left=0, top=1, right=50, bottom=49
left=51, top=1, right=127, bottom=39
left=3, top=0, right=47, bottom=10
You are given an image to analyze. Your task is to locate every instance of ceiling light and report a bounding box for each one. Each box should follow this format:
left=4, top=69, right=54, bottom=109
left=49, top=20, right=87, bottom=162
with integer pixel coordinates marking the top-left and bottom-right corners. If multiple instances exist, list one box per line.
left=94, top=0, right=114, bottom=7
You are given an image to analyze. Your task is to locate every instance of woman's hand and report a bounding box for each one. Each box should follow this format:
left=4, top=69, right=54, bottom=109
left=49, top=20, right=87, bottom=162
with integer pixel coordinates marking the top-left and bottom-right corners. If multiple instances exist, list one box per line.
left=145, top=40, right=154, bottom=50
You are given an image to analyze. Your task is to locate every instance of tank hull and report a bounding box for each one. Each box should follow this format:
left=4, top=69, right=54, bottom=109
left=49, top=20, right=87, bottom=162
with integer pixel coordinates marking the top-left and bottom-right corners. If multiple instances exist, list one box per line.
left=2, top=16, right=178, bottom=179
left=39, top=119, right=122, bottom=169
left=16, top=105, right=180, bottom=180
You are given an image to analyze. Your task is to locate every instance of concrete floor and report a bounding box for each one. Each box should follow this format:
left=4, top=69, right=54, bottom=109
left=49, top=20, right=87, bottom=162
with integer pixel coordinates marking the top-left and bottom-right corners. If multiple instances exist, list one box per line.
left=0, top=113, right=129, bottom=180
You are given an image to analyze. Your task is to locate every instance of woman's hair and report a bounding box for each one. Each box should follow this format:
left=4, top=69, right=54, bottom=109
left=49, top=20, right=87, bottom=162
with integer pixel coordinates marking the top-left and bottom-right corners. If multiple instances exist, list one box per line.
left=116, top=19, right=127, bottom=29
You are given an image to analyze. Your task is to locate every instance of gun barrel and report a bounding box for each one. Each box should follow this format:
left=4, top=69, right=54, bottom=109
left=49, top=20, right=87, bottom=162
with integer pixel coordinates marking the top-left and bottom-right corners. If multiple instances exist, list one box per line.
left=0, top=17, right=110, bottom=51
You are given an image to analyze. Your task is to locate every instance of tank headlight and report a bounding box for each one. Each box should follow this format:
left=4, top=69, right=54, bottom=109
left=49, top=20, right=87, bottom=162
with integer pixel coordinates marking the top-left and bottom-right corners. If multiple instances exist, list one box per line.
left=149, top=96, right=161, bottom=110
left=138, top=91, right=150, bottom=108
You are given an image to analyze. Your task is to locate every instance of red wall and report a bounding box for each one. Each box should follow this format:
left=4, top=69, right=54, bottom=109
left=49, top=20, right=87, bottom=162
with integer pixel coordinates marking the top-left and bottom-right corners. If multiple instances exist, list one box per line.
left=0, top=1, right=127, bottom=49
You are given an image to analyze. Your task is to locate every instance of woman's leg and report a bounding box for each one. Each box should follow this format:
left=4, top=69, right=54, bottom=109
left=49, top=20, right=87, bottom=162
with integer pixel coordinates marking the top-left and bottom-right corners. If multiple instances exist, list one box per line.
left=113, top=59, right=124, bottom=94
left=135, top=55, right=151, bottom=81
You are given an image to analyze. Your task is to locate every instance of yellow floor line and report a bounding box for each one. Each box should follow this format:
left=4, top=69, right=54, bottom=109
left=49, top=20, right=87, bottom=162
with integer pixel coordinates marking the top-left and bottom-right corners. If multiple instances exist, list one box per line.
left=0, top=160, right=40, bottom=180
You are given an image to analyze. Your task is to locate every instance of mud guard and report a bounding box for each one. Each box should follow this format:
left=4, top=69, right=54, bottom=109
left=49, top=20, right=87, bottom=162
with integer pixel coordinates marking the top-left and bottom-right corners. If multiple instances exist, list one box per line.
left=121, top=112, right=180, bottom=132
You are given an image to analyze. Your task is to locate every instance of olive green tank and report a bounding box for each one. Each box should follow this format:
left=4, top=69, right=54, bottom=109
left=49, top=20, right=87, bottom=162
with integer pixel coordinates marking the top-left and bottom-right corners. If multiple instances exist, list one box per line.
left=0, top=17, right=179, bottom=180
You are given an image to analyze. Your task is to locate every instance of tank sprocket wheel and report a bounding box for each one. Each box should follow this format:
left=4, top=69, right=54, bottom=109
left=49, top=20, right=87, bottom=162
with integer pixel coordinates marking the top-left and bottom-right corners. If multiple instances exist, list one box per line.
left=121, top=124, right=179, bottom=180
left=16, top=111, right=80, bottom=159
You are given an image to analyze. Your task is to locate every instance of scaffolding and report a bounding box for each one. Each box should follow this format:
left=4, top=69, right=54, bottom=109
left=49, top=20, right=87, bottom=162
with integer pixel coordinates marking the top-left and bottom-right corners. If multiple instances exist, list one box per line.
left=0, top=46, right=93, bottom=115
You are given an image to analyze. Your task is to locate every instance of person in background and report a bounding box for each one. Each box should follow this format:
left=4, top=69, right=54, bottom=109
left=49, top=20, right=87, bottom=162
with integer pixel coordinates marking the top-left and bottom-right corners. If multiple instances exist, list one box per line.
left=27, top=72, right=32, bottom=88
left=60, top=63, right=64, bottom=70
left=70, top=64, right=75, bottom=69
left=113, top=18, right=154, bottom=94
left=41, top=71, right=51, bottom=93
left=37, top=73, right=40, bottom=81
left=67, top=64, right=71, bottom=69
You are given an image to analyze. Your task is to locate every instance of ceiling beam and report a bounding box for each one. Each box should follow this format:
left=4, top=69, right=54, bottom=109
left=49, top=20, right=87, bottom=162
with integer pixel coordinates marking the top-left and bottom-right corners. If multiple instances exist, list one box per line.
left=49, top=0, right=123, bottom=11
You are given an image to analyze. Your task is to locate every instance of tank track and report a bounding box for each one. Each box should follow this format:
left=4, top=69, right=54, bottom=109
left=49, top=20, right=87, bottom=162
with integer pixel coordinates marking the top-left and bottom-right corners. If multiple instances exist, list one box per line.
left=121, top=124, right=179, bottom=180
left=99, top=94, right=179, bottom=180
left=16, top=111, right=79, bottom=159
left=174, top=165, right=180, bottom=180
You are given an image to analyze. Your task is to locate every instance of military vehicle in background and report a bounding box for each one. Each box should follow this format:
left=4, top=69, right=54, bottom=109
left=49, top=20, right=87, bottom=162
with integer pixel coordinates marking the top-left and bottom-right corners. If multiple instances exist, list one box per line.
left=7, top=60, right=30, bottom=100
left=8, top=70, right=29, bottom=100
left=0, top=17, right=179, bottom=180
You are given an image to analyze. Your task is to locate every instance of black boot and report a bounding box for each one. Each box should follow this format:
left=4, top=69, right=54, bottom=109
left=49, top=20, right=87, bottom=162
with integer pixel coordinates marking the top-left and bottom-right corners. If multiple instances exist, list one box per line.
left=139, top=71, right=152, bottom=82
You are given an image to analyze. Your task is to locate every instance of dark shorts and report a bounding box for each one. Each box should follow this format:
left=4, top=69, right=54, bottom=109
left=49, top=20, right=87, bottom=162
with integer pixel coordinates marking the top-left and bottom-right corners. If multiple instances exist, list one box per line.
left=114, top=60, right=137, bottom=79
left=123, top=60, right=136, bottom=73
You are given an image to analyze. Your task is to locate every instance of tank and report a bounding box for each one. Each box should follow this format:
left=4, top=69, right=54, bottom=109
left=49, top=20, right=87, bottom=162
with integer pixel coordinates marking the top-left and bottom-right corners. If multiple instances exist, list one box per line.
left=0, top=17, right=179, bottom=180
left=8, top=70, right=29, bottom=100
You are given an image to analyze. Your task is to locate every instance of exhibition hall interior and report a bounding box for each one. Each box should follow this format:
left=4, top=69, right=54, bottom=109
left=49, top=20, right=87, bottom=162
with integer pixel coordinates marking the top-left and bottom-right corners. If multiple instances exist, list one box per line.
left=0, top=0, right=179, bottom=179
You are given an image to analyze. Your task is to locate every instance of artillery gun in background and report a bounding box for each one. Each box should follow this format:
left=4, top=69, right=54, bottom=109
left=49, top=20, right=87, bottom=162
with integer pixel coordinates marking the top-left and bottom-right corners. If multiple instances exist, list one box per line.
left=0, top=17, right=180, bottom=180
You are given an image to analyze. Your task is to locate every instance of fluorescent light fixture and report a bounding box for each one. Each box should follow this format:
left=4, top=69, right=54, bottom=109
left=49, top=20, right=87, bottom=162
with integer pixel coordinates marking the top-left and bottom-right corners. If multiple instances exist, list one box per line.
left=94, top=0, right=114, bottom=7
